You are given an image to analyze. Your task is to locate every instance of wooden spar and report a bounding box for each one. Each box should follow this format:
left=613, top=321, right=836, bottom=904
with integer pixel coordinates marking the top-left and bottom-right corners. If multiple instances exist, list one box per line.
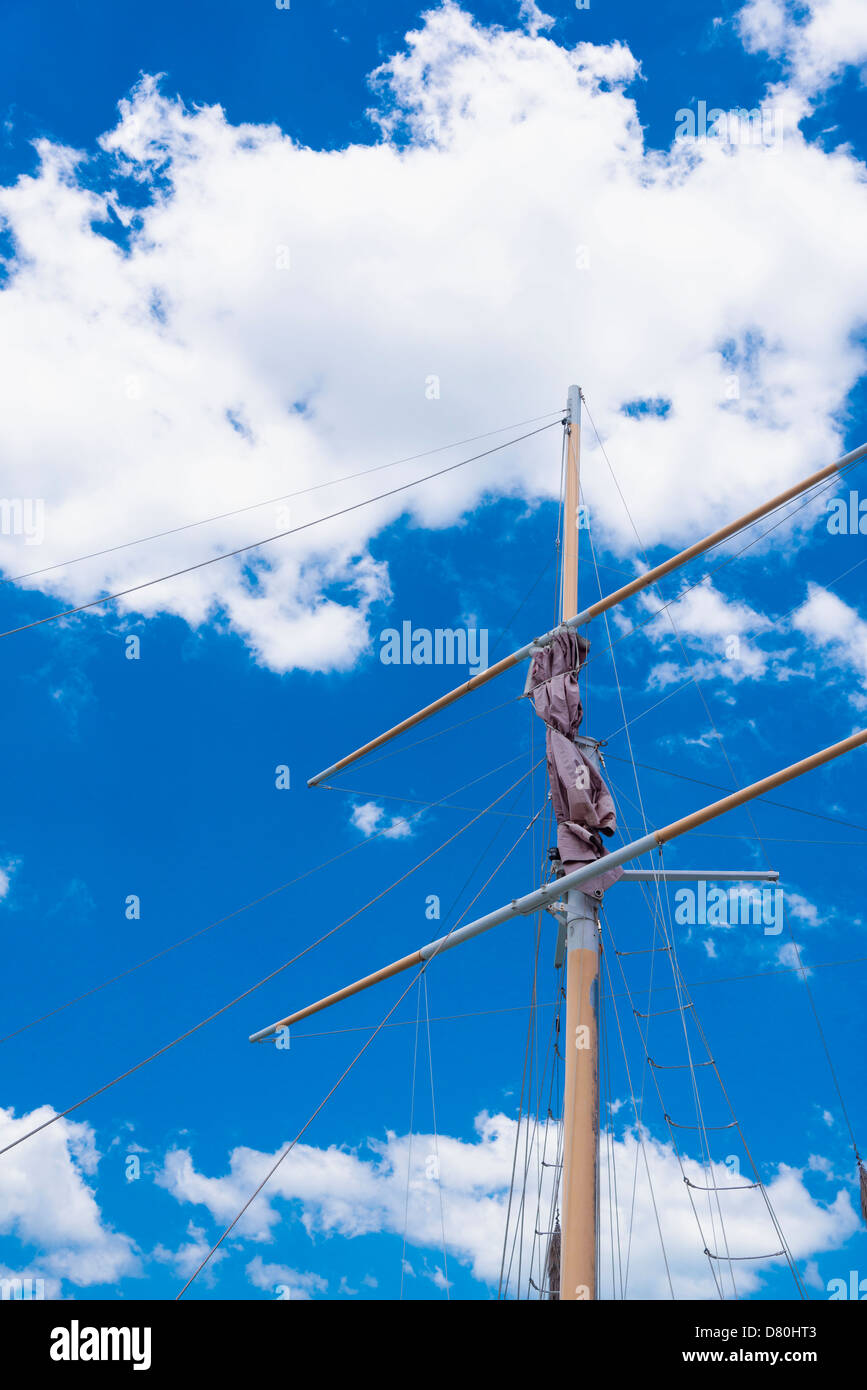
left=558, top=385, right=597, bottom=1302
left=250, top=724, right=867, bottom=1041
left=562, top=385, right=581, bottom=618
left=307, top=437, right=867, bottom=786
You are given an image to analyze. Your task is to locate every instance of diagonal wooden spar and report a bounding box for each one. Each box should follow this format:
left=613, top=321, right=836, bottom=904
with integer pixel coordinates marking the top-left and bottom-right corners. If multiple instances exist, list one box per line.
left=307, top=437, right=867, bottom=787
left=252, top=725, right=867, bottom=1041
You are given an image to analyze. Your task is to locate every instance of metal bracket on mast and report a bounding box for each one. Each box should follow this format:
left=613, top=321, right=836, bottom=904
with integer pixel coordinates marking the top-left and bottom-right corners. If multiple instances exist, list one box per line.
left=547, top=860, right=778, bottom=968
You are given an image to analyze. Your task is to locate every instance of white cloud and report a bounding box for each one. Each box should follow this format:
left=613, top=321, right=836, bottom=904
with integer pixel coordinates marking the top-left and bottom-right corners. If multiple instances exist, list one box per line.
left=517, top=0, right=555, bottom=39
left=792, top=584, right=867, bottom=703
left=598, top=1129, right=858, bottom=1298
left=0, top=1105, right=139, bottom=1288
left=245, top=1255, right=327, bottom=1300
left=0, top=6, right=866, bottom=674
left=349, top=800, right=412, bottom=839
left=786, top=890, right=822, bottom=927
left=157, top=1109, right=859, bottom=1298
left=0, top=861, right=14, bottom=902
left=777, top=939, right=812, bottom=975
left=738, top=0, right=867, bottom=101
left=152, top=1220, right=227, bottom=1283
left=642, top=580, right=777, bottom=686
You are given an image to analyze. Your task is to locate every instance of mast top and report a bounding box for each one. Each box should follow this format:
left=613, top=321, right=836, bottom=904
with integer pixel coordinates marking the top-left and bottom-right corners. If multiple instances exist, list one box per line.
left=566, top=384, right=581, bottom=427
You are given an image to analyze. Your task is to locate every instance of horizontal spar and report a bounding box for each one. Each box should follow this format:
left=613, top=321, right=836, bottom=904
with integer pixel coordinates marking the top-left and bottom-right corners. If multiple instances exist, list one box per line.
left=619, top=869, right=779, bottom=882
left=308, top=439, right=867, bottom=786
left=251, top=725, right=867, bottom=1040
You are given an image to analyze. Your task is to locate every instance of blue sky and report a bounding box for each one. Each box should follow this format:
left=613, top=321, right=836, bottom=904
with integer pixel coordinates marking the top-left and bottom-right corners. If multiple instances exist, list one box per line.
left=1, top=0, right=866, bottom=1301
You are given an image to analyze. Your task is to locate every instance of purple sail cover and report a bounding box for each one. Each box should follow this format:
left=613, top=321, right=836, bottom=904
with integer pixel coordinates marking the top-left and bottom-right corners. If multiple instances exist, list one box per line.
left=527, top=630, right=623, bottom=894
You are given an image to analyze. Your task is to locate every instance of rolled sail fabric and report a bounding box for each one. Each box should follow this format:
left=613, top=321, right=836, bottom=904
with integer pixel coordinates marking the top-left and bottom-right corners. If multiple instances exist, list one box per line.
left=526, top=629, right=623, bottom=894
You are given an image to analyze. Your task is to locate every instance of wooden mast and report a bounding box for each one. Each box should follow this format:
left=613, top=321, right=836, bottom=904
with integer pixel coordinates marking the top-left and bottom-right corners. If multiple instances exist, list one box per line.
left=558, top=384, right=599, bottom=1301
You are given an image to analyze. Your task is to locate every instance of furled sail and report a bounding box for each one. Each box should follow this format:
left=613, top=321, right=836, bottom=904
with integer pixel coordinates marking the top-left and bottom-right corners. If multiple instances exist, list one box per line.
left=526, top=629, right=622, bottom=894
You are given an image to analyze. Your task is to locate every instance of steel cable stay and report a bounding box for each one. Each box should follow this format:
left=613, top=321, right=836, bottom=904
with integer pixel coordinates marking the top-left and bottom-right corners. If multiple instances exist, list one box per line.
left=521, top=721, right=550, bottom=1298
left=0, top=420, right=562, bottom=642
left=422, top=974, right=450, bottom=1299
left=595, top=750, right=783, bottom=1299
left=399, top=979, right=422, bottom=1301
left=499, top=759, right=561, bottom=1300
left=532, top=1000, right=566, bottom=1300
left=585, top=516, right=718, bottom=1297
left=291, top=998, right=560, bottom=1040
left=523, top=816, right=568, bottom=1300
left=587, top=400, right=860, bottom=1292
left=598, top=776, right=712, bottom=1296
left=0, top=761, right=545, bottom=1162
left=400, top=790, right=551, bottom=1301
left=400, top=796, right=549, bottom=1301
left=600, top=958, right=626, bottom=1298
left=177, top=794, right=551, bottom=1299
left=600, top=522, right=867, bottom=761
left=599, top=935, right=675, bottom=1300
left=0, top=751, right=536, bottom=1049
left=657, top=865, right=739, bottom=1299
left=607, top=751, right=796, bottom=1299
left=0, top=410, right=567, bottom=591
left=308, top=424, right=867, bottom=788
left=604, top=907, right=748, bottom=1301
left=320, top=694, right=527, bottom=782
left=276, top=941, right=867, bottom=1039
left=310, top=531, right=867, bottom=809
left=554, top=460, right=867, bottom=704
left=523, top=729, right=563, bottom=1300
left=532, top=973, right=567, bottom=1299
left=521, top=923, right=558, bottom=1298
left=646, top=875, right=807, bottom=1299
left=498, top=910, right=543, bottom=1296
left=499, top=911, right=561, bottom=1300
left=245, top=392, right=866, bottom=1301
left=323, top=465, right=567, bottom=791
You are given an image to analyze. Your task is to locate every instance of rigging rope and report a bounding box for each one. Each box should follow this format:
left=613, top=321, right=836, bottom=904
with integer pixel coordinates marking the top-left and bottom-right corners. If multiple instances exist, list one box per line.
left=0, top=753, right=532, bottom=1047
left=585, top=390, right=864, bottom=1218
left=0, top=762, right=544, bottom=1160
left=0, top=421, right=562, bottom=641
left=177, top=795, right=550, bottom=1297
left=1, top=411, right=566, bottom=591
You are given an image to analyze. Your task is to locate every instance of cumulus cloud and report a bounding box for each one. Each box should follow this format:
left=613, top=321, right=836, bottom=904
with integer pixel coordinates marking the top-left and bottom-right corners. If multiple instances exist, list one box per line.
left=0, top=5, right=866, bottom=674
left=349, top=800, right=412, bottom=839
left=245, top=1255, right=327, bottom=1300
left=792, top=584, right=867, bottom=704
left=156, top=1109, right=858, bottom=1298
left=0, top=1105, right=139, bottom=1288
left=738, top=0, right=867, bottom=101
left=0, top=861, right=15, bottom=902
left=641, top=579, right=780, bottom=686
left=152, top=1220, right=228, bottom=1283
